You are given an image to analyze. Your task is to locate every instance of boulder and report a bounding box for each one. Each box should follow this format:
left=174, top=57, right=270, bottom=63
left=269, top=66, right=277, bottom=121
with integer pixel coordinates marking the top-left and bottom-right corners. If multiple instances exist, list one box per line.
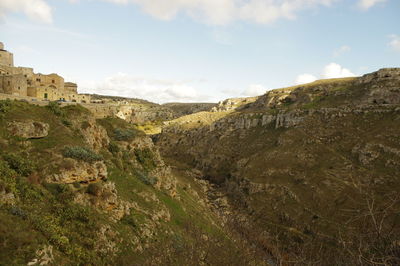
left=7, top=121, right=49, bottom=139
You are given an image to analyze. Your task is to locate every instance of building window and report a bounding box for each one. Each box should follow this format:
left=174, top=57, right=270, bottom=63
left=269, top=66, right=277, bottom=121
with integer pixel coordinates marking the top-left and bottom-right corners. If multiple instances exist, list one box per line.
left=44, top=93, right=48, bottom=99
left=18, top=87, right=20, bottom=90
left=36, top=78, right=41, bottom=82
left=52, top=80, right=55, bottom=83
left=7, top=81, right=10, bottom=85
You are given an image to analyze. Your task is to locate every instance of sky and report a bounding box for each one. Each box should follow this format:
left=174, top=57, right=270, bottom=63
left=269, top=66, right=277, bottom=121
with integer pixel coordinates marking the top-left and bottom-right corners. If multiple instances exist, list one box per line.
left=0, top=0, right=399, bottom=103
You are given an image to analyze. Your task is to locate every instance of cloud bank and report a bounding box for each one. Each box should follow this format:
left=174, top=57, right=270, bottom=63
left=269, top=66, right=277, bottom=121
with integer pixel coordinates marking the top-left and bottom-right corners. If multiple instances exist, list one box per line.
left=0, top=0, right=52, bottom=23
left=357, top=0, right=386, bottom=10
left=79, top=73, right=214, bottom=103
left=295, top=63, right=355, bottom=85
left=242, top=84, right=266, bottom=96
left=388, top=34, right=400, bottom=52
left=1, top=0, right=388, bottom=24
left=100, top=0, right=339, bottom=25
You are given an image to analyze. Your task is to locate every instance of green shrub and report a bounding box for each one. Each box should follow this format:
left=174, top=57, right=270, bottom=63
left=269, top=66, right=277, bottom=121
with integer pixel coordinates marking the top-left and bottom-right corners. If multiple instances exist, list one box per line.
left=81, top=121, right=91, bottom=130
left=47, top=101, right=64, bottom=116
left=134, top=148, right=156, bottom=171
left=86, top=183, right=102, bottom=196
left=0, top=99, right=12, bottom=114
left=114, top=128, right=136, bottom=141
left=0, top=160, right=17, bottom=194
left=2, top=153, right=36, bottom=177
left=72, top=182, right=81, bottom=189
left=62, top=146, right=103, bottom=162
left=43, top=183, right=70, bottom=195
left=135, top=169, right=157, bottom=186
left=62, top=119, right=72, bottom=127
left=121, top=213, right=137, bottom=228
left=108, top=141, right=120, bottom=154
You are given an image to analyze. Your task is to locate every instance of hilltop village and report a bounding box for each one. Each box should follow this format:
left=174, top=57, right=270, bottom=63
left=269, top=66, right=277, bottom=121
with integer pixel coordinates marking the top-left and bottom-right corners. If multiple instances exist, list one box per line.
left=0, top=42, right=186, bottom=126
left=0, top=42, right=89, bottom=103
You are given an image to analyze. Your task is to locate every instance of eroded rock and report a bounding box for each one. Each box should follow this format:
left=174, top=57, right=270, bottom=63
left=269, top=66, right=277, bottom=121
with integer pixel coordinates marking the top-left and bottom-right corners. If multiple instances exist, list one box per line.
left=7, top=121, right=49, bottom=139
left=49, top=159, right=107, bottom=184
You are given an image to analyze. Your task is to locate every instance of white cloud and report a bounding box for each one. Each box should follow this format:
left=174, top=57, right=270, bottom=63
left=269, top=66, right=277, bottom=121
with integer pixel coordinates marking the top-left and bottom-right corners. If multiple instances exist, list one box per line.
left=295, top=63, right=355, bottom=85
left=295, top=74, right=317, bottom=85
left=333, top=45, right=351, bottom=57
left=96, top=0, right=338, bottom=25
left=388, top=34, right=400, bottom=52
left=357, top=0, right=386, bottom=10
left=322, top=63, right=355, bottom=79
left=242, top=84, right=266, bottom=96
left=78, top=73, right=214, bottom=103
left=0, top=0, right=52, bottom=23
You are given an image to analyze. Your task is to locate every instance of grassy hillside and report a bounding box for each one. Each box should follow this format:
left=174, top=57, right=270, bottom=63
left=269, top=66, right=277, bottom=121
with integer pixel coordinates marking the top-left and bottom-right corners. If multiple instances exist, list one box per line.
left=0, top=100, right=258, bottom=265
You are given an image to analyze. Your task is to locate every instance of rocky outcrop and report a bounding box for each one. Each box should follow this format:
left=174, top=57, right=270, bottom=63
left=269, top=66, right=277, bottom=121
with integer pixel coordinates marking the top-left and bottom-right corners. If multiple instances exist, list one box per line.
left=49, top=158, right=107, bottom=184
left=79, top=119, right=109, bottom=151
left=74, top=182, right=134, bottom=221
left=358, top=68, right=400, bottom=104
left=7, top=120, right=49, bottom=139
left=27, top=246, right=54, bottom=266
left=211, top=97, right=258, bottom=112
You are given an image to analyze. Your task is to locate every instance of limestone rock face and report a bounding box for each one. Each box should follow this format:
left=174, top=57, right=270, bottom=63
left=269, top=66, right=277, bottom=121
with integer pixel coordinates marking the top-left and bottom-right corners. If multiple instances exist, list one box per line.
left=357, top=68, right=400, bottom=104
left=49, top=159, right=107, bottom=184
left=79, top=119, right=109, bottom=151
left=7, top=120, right=49, bottom=139
left=74, top=182, right=134, bottom=221
left=211, top=97, right=258, bottom=112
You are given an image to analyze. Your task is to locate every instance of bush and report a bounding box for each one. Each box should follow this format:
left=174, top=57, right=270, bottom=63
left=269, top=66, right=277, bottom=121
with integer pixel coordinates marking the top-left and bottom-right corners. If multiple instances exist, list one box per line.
left=108, top=142, right=120, bottom=154
left=0, top=160, right=17, bottom=194
left=47, top=101, right=64, bottom=116
left=81, top=121, right=91, bottom=130
left=0, top=99, right=12, bottom=114
left=121, top=213, right=137, bottom=228
left=114, top=128, right=136, bottom=141
left=135, top=169, right=157, bottom=186
left=134, top=148, right=156, bottom=171
left=62, top=119, right=72, bottom=127
left=43, top=183, right=71, bottom=195
left=86, top=183, right=102, bottom=196
left=2, top=153, right=36, bottom=177
left=62, top=146, right=103, bottom=162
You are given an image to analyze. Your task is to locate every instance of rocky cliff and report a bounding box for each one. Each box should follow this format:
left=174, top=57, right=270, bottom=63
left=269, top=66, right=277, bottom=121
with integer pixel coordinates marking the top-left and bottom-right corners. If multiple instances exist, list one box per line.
left=156, top=68, right=400, bottom=265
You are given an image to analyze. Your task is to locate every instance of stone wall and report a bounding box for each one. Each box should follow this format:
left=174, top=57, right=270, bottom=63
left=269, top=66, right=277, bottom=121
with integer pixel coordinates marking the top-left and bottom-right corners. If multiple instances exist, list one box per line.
left=64, top=82, right=78, bottom=94
left=0, top=74, right=28, bottom=96
left=0, top=49, right=14, bottom=67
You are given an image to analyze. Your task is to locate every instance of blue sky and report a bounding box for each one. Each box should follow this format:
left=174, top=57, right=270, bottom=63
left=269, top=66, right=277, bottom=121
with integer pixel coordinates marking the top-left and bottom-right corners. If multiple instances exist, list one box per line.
left=0, top=0, right=399, bottom=103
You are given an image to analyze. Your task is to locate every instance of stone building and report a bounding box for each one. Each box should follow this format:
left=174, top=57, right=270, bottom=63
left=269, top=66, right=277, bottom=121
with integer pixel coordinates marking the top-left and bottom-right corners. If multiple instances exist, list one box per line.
left=0, top=42, right=90, bottom=103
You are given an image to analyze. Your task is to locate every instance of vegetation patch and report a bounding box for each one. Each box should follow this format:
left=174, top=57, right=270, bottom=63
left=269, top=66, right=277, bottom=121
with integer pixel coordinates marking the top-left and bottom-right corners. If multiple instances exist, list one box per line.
left=0, top=99, right=12, bottom=117
left=2, top=153, right=36, bottom=177
left=62, top=146, right=103, bottom=162
left=46, top=101, right=65, bottom=117
left=134, top=148, right=156, bottom=171
left=114, top=128, right=136, bottom=141
left=134, top=169, right=158, bottom=186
